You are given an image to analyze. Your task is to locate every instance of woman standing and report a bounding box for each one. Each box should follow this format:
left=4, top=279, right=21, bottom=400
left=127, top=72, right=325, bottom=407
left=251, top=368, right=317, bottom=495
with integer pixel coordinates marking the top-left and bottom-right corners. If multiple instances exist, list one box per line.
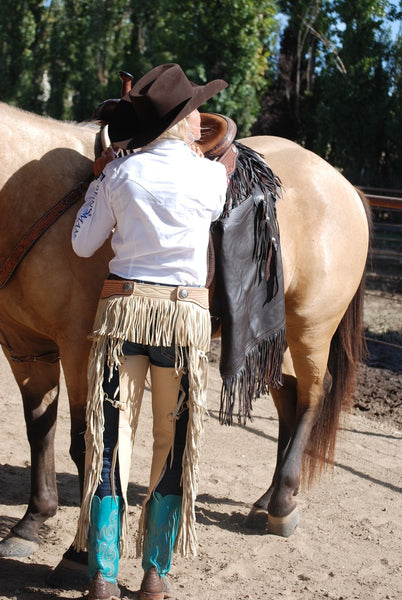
left=72, top=63, right=228, bottom=600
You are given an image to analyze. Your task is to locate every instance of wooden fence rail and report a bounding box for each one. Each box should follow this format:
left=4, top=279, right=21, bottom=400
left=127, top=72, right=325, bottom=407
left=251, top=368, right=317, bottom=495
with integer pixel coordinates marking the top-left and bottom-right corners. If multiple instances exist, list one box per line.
left=358, top=187, right=402, bottom=266
left=358, top=187, right=402, bottom=210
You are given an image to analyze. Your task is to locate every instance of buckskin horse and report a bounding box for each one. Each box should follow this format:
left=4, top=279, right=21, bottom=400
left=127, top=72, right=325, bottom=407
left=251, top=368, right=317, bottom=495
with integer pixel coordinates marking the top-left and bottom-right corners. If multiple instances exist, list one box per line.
left=0, top=101, right=370, bottom=577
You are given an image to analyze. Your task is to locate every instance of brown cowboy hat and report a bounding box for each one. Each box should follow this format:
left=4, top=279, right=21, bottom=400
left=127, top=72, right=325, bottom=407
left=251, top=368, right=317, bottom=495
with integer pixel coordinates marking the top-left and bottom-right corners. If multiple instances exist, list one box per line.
left=108, top=63, right=228, bottom=150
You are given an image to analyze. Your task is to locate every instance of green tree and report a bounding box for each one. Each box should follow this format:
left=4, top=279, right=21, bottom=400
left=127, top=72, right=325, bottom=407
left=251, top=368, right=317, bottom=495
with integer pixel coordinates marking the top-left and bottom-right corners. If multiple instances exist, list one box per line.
left=256, top=0, right=401, bottom=185
left=254, top=0, right=335, bottom=140
left=46, top=0, right=133, bottom=120
left=123, top=0, right=281, bottom=136
left=313, top=0, right=395, bottom=184
left=1, top=0, right=280, bottom=133
left=386, top=30, right=402, bottom=186
left=46, top=0, right=72, bottom=118
left=0, top=0, right=50, bottom=112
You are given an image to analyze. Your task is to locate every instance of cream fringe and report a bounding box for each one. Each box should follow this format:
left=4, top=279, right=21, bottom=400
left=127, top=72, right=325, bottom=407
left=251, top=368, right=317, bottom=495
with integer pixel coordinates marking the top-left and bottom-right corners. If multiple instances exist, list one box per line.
left=73, top=290, right=211, bottom=558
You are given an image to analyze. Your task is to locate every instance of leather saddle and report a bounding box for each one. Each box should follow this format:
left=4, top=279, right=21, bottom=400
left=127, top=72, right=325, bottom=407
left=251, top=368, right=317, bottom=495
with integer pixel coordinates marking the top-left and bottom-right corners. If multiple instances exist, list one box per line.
left=198, top=113, right=238, bottom=177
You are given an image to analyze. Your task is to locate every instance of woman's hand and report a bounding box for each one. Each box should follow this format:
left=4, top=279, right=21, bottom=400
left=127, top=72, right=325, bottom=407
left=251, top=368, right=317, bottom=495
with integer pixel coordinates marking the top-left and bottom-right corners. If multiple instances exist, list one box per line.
left=190, top=143, right=204, bottom=158
left=93, top=146, right=119, bottom=177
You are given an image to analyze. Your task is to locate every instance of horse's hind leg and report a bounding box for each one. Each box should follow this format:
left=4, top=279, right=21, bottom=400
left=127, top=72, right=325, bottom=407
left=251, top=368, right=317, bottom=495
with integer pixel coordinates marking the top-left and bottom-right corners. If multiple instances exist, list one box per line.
left=0, top=347, right=60, bottom=557
left=266, top=334, right=332, bottom=536
left=244, top=350, right=297, bottom=529
left=245, top=333, right=332, bottom=537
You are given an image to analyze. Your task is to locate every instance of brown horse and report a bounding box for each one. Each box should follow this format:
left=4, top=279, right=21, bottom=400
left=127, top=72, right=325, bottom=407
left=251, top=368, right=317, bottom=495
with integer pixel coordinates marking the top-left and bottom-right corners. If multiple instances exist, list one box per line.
left=0, top=103, right=369, bottom=569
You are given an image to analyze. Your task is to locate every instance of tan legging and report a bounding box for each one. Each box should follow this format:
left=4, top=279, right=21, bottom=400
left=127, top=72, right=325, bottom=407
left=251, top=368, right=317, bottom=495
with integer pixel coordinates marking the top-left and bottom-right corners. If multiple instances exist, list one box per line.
left=117, top=356, right=184, bottom=506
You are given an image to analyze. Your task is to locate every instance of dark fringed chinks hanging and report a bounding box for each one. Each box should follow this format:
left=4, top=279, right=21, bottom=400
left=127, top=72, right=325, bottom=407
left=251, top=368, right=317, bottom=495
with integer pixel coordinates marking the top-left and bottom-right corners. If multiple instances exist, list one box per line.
left=211, top=142, right=287, bottom=425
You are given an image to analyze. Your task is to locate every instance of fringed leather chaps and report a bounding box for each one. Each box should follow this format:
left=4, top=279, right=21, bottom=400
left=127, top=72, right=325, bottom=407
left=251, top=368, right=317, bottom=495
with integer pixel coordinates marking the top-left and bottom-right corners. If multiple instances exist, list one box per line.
left=74, top=281, right=210, bottom=559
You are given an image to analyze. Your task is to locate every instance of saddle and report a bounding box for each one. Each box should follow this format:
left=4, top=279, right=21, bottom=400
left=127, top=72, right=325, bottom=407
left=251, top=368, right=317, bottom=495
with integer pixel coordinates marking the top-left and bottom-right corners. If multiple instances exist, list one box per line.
left=196, top=114, right=238, bottom=288
left=198, top=113, right=238, bottom=177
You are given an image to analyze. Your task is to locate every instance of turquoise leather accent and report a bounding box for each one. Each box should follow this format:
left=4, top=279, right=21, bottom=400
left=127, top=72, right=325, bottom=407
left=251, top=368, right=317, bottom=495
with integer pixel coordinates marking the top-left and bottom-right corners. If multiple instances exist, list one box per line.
left=88, top=495, right=122, bottom=583
left=142, top=492, right=182, bottom=577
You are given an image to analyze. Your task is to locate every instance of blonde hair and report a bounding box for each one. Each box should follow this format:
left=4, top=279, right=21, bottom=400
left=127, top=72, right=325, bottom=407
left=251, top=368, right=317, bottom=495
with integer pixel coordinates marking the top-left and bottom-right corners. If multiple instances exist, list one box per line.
left=156, top=116, right=194, bottom=144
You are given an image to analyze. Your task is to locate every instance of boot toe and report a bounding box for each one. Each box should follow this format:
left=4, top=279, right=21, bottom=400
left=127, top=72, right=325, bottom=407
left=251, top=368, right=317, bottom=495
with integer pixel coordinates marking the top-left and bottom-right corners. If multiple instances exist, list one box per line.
left=88, top=571, right=121, bottom=600
left=140, top=566, right=174, bottom=599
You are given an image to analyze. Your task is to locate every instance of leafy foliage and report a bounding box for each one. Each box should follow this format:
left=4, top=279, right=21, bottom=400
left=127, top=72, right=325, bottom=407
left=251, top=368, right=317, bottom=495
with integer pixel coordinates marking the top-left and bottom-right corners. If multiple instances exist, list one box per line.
left=256, top=0, right=402, bottom=186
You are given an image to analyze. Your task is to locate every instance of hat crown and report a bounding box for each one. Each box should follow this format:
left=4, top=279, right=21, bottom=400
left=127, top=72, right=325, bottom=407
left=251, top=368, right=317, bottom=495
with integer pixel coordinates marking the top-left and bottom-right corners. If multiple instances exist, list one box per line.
left=129, top=64, right=193, bottom=121
left=108, top=63, right=228, bottom=149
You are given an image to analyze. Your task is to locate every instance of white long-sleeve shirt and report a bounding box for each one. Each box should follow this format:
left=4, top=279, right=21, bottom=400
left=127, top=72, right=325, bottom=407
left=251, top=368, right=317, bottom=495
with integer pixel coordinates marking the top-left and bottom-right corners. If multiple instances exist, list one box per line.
left=72, top=139, right=228, bottom=286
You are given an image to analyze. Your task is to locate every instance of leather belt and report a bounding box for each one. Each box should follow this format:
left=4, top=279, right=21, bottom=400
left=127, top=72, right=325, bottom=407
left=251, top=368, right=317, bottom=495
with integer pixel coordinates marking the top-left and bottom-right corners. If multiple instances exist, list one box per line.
left=100, top=279, right=209, bottom=309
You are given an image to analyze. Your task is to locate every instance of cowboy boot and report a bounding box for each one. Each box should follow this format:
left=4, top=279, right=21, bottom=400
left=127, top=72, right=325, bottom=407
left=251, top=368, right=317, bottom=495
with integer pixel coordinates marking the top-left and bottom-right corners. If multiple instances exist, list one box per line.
left=88, top=495, right=122, bottom=600
left=140, top=566, right=174, bottom=600
left=140, top=492, right=181, bottom=600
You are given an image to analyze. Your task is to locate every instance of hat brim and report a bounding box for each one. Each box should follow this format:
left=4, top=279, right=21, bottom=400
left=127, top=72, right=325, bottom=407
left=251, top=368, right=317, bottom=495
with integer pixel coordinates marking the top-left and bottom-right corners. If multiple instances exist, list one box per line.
left=108, top=78, right=227, bottom=150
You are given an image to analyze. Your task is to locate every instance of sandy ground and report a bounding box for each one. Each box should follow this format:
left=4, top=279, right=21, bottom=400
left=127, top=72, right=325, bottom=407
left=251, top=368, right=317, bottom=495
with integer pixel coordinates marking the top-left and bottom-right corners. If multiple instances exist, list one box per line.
left=0, top=290, right=401, bottom=600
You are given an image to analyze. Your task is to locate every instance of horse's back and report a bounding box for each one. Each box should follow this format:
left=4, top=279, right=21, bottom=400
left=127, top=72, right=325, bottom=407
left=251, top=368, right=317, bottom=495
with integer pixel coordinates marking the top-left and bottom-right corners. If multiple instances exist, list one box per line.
left=0, top=102, right=97, bottom=171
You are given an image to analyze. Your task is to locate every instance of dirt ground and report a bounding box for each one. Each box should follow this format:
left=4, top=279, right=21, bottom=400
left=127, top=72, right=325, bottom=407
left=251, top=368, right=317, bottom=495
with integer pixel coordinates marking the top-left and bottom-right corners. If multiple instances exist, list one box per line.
left=0, top=280, right=401, bottom=600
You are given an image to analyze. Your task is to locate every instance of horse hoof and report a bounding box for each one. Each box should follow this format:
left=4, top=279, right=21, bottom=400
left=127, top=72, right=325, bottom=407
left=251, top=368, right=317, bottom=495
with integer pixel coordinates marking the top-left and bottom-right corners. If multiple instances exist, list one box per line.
left=243, top=505, right=268, bottom=530
left=0, top=534, right=40, bottom=557
left=47, top=556, right=90, bottom=589
left=267, top=507, right=299, bottom=537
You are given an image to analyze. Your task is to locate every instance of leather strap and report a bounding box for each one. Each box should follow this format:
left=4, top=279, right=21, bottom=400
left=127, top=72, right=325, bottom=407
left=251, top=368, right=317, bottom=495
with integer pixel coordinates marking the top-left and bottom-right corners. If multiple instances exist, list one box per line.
left=218, top=143, right=239, bottom=178
left=100, top=279, right=209, bottom=309
left=0, top=177, right=91, bottom=289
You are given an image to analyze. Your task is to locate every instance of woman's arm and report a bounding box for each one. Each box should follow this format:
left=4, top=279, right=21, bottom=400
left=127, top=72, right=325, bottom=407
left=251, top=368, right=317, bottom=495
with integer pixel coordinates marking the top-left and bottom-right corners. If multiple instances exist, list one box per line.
left=71, top=173, right=116, bottom=257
